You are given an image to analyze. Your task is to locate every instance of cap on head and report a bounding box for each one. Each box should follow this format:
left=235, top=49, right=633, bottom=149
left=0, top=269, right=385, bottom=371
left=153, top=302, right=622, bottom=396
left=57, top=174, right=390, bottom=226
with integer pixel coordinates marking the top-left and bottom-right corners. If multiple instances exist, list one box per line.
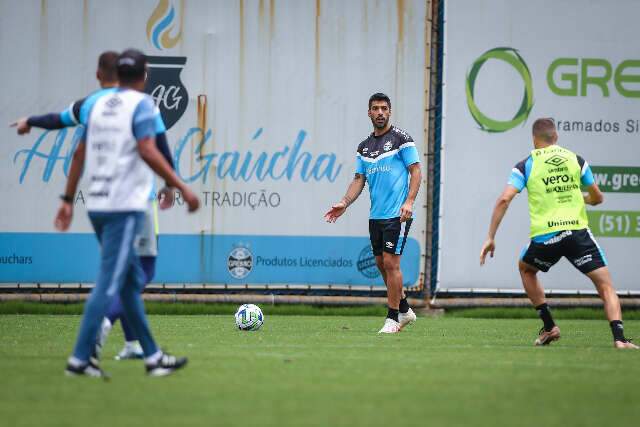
left=532, top=117, right=557, bottom=143
left=368, top=92, right=391, bottom=110
left=117, top=49, right=147, bottom=84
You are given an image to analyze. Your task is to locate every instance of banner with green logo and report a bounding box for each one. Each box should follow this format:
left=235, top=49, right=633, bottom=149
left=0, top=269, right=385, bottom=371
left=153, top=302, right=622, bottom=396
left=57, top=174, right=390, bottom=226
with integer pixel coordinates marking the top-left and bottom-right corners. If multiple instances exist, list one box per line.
left=439, top=0, right=640, bottom=292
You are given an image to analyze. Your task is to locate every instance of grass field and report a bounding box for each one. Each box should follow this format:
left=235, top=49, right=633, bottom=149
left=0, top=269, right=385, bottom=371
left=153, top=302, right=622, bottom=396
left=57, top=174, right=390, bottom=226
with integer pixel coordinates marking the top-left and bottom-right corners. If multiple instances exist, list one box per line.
left=1, top=313, right=639, bottom=427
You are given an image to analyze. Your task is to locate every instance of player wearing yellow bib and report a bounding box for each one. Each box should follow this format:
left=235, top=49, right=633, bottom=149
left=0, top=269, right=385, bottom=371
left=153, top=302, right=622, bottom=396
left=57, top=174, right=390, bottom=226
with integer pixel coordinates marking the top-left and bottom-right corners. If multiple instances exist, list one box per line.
left=480, top=118, right=637, bottom=349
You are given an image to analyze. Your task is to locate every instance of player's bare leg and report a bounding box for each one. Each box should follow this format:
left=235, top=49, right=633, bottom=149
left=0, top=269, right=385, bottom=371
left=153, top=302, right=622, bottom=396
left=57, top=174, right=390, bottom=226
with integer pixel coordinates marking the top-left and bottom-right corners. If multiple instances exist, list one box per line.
left=382, top=253, right=402, bottom=309
left=375, top=255, right=388, bottom=286
left=377, top=254, right=415, bottom=330
left=519, top=261, right=546, bottom=306
left=376, top=253, right=404, bottom=333
left=587, top=267, right=621, bottom=321
left=519, top=261, right=560, bottom=345
left=587, top=267, right=638, bottom=349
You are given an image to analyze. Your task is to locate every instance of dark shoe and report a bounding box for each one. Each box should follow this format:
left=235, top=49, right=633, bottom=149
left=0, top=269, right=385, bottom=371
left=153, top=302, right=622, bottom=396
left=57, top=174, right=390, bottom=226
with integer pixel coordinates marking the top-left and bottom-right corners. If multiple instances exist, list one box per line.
left=65, top=357, right=108, bottom=379
left=534, top=326, right=561, bottom=346
left=145, top=353, right=188, bottom=377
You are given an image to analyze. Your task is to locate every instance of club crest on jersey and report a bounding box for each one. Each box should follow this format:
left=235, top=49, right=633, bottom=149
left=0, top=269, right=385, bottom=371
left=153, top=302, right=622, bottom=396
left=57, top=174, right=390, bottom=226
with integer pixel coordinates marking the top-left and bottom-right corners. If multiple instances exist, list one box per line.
left=383, top=141, right=392, bottom=151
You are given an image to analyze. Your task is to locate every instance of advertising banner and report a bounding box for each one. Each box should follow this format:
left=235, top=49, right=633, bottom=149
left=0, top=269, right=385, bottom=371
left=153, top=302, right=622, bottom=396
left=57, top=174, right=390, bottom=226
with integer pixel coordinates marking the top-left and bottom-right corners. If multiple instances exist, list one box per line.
left=440, top=0, right=640, bottom=291
left=0, top=0, right=427, bottom=288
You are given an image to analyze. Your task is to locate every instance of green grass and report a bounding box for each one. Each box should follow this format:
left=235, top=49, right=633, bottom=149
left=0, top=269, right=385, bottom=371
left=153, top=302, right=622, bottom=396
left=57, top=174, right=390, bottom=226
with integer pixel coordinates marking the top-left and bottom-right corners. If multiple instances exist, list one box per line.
left=1, top=315, right=639, bottom=427
left=5, top=301, right=640, bottom=320
left=448, top=306, right=640, bottom=320
left=0, top=301, right=387, bottom=316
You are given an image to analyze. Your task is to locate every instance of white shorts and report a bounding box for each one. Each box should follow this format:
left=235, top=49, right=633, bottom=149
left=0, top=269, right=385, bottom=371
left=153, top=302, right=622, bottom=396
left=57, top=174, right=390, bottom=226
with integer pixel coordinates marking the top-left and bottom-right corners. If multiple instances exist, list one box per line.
left=134, top=203, right=158, bottom=257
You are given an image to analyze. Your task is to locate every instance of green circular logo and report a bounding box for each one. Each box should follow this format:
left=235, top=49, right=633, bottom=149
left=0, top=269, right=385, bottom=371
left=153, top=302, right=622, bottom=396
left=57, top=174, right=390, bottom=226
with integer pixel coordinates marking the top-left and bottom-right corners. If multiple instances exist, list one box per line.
left=466, top=47, right=534, bottom=133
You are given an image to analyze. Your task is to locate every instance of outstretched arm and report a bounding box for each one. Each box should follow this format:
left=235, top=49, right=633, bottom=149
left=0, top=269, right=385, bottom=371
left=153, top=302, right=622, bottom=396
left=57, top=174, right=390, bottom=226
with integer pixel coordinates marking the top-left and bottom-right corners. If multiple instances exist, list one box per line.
left=324, top=174, right=366, bottom=223
left=399, top=163, right=422, bottom=222
left=480, top=185, right=519, bottom=265
left=11, top=99, right=84, bottom=134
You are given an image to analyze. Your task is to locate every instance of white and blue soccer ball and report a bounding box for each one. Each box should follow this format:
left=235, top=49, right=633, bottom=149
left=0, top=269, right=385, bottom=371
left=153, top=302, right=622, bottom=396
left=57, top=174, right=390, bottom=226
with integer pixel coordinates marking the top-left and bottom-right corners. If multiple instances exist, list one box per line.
left=234, top=304, right=264, bottom=331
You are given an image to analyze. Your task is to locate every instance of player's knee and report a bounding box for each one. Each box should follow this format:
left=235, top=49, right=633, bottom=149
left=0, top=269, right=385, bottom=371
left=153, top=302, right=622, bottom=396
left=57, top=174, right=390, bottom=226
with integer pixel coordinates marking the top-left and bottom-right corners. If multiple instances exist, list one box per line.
left=518, top=261, right=536, bottom=276
left=382, top=258, right=400, bottom=272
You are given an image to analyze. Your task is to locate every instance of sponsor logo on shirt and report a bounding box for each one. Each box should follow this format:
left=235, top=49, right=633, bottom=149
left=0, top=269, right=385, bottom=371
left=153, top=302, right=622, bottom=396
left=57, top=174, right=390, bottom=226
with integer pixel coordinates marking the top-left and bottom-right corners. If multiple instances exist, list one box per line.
left=366, top=165, right=392, bottom=175
left=547, top=219, right=579, bottom=228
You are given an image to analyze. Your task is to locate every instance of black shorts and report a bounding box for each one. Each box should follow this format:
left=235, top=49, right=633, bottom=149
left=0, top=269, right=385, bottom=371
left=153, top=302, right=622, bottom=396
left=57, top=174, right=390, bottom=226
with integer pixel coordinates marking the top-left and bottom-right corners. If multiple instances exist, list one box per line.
left=369, top=217, right=412, bottom=256
left=520, top=228, right=607, bottom=274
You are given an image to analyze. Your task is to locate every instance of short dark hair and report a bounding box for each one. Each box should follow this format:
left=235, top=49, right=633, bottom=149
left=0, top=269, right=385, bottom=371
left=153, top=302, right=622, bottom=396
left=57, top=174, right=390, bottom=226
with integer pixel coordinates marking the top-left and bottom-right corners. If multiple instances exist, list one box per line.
left=532, top=117, right=556, bottom=142
left=117, top=49, right=147, bottom=84
left=368, top=93, right=391, bottom=110
left=97, top=51, right=119, bottom=82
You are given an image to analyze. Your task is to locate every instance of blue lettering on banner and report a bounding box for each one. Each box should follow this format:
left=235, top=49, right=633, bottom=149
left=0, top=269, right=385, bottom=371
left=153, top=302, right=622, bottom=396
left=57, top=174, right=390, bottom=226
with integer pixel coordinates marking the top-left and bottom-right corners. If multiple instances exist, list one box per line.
left=13, top=127, right=342, bottom=184
left=13, top=128, right=84, bottom=183
left=0, top=233, right=420, bottom=286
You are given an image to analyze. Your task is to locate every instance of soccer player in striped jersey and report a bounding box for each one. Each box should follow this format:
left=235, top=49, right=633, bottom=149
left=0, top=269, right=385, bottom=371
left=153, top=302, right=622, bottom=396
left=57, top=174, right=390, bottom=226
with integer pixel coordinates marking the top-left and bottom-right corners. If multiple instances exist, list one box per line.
left=325, top=93, right=422, bottom=334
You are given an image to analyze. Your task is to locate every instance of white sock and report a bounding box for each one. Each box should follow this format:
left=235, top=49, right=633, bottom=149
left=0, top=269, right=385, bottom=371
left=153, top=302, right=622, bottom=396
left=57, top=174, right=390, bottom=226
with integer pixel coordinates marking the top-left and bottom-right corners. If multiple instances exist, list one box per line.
left=98, top=318, right=112, bottom=346
left=144, top=350, right=163, bottom=365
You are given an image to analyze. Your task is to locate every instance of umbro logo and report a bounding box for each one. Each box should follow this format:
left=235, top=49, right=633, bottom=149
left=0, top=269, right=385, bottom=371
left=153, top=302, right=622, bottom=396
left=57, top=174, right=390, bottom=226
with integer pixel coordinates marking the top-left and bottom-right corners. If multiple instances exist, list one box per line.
left=385, top=242, right=394, bottom=249
left=544, top=155, right=568, bottom=167
left=105, top=96, right=123, bottom=109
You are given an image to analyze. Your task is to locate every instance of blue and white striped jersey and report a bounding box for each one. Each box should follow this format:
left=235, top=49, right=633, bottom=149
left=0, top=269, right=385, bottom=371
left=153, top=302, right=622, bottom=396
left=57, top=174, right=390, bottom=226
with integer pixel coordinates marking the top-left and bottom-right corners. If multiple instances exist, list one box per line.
left=356, top=126, right=420, bottom=219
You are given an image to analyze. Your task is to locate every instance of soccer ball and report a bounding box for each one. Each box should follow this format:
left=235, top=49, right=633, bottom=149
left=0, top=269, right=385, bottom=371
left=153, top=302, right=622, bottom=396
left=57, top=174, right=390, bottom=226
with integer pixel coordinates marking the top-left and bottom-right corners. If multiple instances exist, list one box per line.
left=234, top=304, right=264, bottom=331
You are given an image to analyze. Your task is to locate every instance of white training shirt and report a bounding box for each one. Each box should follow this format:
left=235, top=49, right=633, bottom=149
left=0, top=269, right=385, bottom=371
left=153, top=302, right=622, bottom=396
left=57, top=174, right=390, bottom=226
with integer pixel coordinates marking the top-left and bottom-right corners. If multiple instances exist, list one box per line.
left=84, top=89, right=156, bottom=212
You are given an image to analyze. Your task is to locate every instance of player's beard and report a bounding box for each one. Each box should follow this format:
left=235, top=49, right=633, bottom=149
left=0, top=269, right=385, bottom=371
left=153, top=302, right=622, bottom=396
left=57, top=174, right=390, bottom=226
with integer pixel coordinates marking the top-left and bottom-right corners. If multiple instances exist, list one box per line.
left=371, top=115, right=388, bottom=129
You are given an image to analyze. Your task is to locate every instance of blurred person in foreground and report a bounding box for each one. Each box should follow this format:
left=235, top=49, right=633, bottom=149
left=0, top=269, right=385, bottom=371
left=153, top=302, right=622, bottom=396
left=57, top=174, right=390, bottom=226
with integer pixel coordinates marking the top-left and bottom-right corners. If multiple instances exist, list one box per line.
left=11, top=51, right=176, bottom=360
left=57, top=49, right=200, bottom=377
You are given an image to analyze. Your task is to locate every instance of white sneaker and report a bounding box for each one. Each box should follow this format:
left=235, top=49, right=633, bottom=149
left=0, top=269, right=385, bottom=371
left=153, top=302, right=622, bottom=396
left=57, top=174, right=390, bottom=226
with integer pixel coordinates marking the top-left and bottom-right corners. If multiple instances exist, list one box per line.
left=115, top=341, right=144, bottom=360
left=378, top=318, right=401, bottom=334
left=398, top=308, right=417, bottom=330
